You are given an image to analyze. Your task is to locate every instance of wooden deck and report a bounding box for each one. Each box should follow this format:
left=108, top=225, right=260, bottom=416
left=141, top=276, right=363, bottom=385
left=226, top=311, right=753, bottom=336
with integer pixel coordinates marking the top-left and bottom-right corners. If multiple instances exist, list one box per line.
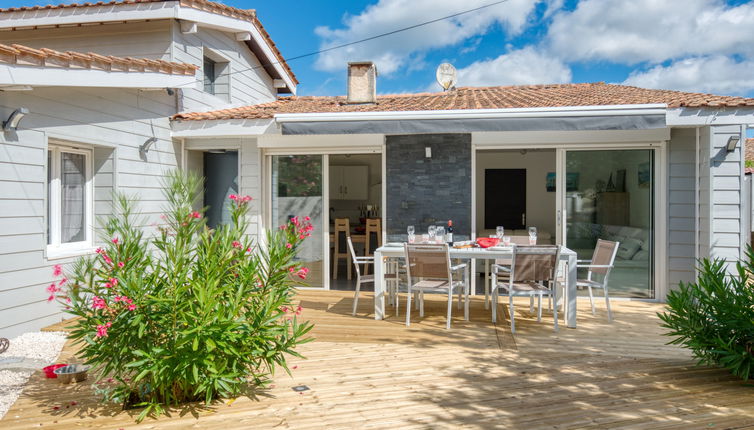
left=3, top=290, right=754, bottom=429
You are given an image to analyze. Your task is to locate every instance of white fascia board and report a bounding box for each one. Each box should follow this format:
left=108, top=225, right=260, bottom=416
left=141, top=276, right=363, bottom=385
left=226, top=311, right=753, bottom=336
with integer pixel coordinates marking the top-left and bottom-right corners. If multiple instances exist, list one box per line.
left=0, top=64, right=196, bottom=88
left=667, top=107, right=754, bottom=126
left=246, top=23, right=296, bottom=95
left=258, top=133, right=384, bottom=149
left=472, top=129, right=671, bottom=146
left=171, top=118, right=276, bottom=138
left=274, top=104, right=668, bottom=123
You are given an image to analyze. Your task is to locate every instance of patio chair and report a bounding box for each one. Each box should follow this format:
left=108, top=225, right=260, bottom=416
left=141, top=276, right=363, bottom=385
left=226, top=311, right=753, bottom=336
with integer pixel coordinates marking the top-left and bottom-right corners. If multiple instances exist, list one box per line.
left=404, top=243, right=469, bottom=329
left=485, top=235, right=531, bottom=310
left=491, top=245, right=561, bottom=333
left=363, top=218, right=382, bottom=275
left=577, top=239, right=620, bottom=322
left=349, top=236, right=400, bottom=316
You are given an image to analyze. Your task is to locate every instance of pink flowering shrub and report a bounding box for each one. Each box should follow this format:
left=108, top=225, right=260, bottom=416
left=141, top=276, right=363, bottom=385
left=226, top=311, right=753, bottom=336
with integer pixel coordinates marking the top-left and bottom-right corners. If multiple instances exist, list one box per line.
left=50, top=171, right=313, bottom=421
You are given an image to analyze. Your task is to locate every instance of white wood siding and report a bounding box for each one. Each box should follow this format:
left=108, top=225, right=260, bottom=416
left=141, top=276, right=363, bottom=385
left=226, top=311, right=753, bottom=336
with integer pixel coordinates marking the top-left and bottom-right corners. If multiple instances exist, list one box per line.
left=708, top=125, right=746, bottom=273
left=698, top=127, right=711, bottom=260
left=667, top=128, right=696, bottom=290
left=170, top=22, right=277, bottom=112
left=0, top=87, right=177, bottom=338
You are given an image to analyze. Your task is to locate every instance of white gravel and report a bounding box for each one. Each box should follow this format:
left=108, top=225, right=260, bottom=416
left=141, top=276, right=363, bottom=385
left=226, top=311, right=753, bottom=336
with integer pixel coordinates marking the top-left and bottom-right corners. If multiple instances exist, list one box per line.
left=0, top=331, right=67, bottom=419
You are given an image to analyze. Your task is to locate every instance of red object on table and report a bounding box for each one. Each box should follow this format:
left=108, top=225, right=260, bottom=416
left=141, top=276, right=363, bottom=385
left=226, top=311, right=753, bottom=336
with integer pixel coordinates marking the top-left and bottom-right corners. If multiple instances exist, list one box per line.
left=43, top=364, right=67, bottom=378
left=476, top=237, right=500, bottom=248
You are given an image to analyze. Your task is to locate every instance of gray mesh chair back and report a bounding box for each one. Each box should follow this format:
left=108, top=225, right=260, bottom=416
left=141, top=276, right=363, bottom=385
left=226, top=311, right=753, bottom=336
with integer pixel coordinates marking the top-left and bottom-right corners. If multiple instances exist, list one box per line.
left=511, top=245, right=561, bottom=283
left=404, top=243, right=451, bottom=282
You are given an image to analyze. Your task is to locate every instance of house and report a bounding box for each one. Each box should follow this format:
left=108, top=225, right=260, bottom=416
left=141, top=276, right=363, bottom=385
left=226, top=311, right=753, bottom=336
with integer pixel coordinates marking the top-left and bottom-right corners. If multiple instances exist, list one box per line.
left=0, top=0, right=297, bottom=337
left=171, top=64, right=754, bottom=303
left=2, top=1, right=753, bottom=338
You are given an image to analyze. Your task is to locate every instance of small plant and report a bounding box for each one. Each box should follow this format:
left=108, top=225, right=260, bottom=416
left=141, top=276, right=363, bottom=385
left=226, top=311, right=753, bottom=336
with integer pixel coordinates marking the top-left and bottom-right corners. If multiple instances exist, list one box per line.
left=659, top=247, right=754, bottom=380
left=48, top=171, right=313, bottom=421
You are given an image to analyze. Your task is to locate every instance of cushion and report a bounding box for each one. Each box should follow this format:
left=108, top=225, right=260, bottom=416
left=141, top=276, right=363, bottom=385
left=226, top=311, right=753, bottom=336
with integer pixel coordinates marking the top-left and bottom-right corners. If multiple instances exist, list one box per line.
left=633, top=250, right=650, bottom=261
left=616, top=238, right=642, bottom=260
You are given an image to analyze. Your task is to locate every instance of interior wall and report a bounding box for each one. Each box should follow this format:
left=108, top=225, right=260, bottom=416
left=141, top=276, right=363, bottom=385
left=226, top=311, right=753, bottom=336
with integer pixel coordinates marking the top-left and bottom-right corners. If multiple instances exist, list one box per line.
left=476, top=149, right=557, bottom=236
left=328, top=154, right=382, bottom=224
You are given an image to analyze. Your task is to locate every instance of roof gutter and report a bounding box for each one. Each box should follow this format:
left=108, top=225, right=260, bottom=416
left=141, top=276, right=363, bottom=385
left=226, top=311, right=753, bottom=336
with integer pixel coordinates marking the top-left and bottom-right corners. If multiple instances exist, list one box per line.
left=274, top=103, right=668, bottom=123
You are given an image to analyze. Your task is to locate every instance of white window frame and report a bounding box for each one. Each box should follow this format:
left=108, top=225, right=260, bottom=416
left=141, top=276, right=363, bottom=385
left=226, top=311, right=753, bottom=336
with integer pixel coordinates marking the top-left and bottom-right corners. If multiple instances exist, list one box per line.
left=46, top=144, right=94, bottom=259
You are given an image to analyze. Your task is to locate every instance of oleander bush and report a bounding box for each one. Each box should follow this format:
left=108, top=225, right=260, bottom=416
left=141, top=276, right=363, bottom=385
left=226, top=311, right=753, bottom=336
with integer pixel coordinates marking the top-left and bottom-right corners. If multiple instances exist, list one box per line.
left=47, top=171, right=313, bottom=420
left=659, top=247, right=754, bottom=380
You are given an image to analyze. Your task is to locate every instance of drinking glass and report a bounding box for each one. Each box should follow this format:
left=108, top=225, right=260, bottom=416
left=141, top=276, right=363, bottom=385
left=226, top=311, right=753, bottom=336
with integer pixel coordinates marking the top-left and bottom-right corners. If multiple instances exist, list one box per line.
left=528, top=227, right=538, bottom=245
left=436, top=226, right=445, bottom=243
left=407, top=225, right=415, bottom=236
left=496, top=226, right=505, bottom=240
left=428, top=225, right=436, bottom=240
left=503, top=235, right=511, bottom=246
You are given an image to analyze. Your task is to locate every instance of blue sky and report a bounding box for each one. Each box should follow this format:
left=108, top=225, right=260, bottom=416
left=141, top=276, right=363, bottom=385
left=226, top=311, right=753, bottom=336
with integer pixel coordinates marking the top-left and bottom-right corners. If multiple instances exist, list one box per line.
left=2, top=0, right=753, bottom=97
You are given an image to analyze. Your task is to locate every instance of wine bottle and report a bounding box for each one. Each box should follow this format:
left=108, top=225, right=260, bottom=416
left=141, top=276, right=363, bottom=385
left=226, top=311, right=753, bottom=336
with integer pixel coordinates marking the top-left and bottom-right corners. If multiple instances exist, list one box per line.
left=447, top=220, right=454, bottom=245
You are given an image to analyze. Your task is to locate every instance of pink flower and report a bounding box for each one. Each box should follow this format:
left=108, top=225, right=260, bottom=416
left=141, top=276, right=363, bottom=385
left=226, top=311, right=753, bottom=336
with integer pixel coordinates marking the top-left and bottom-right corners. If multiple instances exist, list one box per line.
left=95, top=247, right=104, bottom=254
left=127, top=304, right=137, bottom=311
left=111, top=238, right=119, bottom=244
left=246, top=247, right=252, bottom=253
left=304, top=216, right=311, bottom=221
left=103, top=282, right=112, bottom=289
left=279, top=225, right=287, bottom=230
left=47, top=294, right=55, bottom=302
left=58, top=277, right=67, bottom=286
left=65, top=297, right=71, bottom=303
left=91, top=296, right=107, bottom=310
left=117, top=262, right=125, bottom=268
left=242, top=195, right=252, bottom=202
left=52, top=264, right=63, bottom=277
left=113, top=296, right=122, bottom=302
left=102, top=254, right=113, bottom=265
left=159, top=214, right=167, bottom=220
left=190, top=211, right=201, bottom=219
left=109, top=277, right=118, bottom=286
left=288, top=267, right=295, bottom=273
left=286, top=243, right=292, bottom=249
left=291, top=216, right=299, bottom=226
left=296, top=267, right=309, bottom=280
left=95, top=322, right=112, bottom=338
left=279, top=306, right=288, bottom=313
left=295, top=305, right=303, bottom=316
left=46, top=283, right=59, bottom=294
left=232, top=241, right=242, bottom=249
left=229, top=194, right=238, bottom=201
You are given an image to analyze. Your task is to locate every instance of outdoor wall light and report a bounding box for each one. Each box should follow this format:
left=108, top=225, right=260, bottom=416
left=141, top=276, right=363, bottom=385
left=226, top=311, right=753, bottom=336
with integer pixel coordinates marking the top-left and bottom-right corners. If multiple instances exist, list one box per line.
left=3, top=107, right=28, bottom=131
left=726, top=136, right=740, bottom=153
left=140, top=137, right=158, bottom=155
left=425, top=146, right=432, bottom=158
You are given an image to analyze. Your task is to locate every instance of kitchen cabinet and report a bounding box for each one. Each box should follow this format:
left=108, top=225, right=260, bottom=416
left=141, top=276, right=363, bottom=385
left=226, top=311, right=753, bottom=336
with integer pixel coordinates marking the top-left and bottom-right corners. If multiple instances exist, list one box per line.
left=330, top=165, right=368, bottom=200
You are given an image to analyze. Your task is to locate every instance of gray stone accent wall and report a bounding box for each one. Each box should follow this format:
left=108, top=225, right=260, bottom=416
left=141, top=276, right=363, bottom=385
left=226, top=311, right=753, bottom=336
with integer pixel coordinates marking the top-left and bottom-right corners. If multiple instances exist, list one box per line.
left=386, top=134, right=472, bottom=241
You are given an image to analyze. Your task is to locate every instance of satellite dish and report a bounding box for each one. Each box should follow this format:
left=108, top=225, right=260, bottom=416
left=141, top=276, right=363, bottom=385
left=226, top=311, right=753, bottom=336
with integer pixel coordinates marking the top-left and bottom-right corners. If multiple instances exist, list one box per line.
left=436, top=63, right=457, bottom=91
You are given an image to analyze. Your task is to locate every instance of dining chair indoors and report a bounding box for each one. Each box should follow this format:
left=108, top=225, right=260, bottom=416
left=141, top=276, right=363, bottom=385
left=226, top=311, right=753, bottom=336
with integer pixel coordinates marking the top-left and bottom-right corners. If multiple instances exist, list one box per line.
left=348, top=236, right=400, bottom=316
left=404, top=243, right=469, bottom=330
left=332, top=218, right=351, bottom=280
left=577, top=239, right=619, bottom=322
left=491, top=245, right=561, bottom=333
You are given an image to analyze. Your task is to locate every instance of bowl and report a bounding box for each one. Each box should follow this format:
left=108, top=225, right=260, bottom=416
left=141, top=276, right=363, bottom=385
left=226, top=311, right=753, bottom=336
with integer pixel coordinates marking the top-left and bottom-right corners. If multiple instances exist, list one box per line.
left=53, top=364, right=90, bottom=384
left=43, top=363, right=68, bottom=379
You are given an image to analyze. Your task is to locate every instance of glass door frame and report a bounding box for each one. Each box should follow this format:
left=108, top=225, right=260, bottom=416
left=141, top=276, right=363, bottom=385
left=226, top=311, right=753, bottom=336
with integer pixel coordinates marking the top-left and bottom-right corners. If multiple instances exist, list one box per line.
left=263, top=147, right=385, bottom=291
left=556, top=142, right=667, bottom=301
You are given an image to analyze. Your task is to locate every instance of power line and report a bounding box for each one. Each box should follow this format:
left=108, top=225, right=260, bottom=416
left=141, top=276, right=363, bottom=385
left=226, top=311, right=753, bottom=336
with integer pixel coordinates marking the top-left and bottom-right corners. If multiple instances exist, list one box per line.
left=189, top=0, right=512, bottom=86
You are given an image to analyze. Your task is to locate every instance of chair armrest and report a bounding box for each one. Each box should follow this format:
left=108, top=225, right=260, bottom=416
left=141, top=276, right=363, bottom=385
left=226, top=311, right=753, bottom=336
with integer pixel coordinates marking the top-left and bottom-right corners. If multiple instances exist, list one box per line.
left=492, top=264, right=511, bottom=273
left=576, top=264, right=613, bottom=269
left=353, top=257, right=374, bottom=264
left=576, top=259, right=592, bottom=263
left=450, top=263, right=467, bottom=272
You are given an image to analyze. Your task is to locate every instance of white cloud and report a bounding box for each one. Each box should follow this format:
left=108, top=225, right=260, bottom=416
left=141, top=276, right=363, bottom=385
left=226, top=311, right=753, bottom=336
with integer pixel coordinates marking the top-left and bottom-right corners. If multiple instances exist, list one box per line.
left=623, top=56, right=754, bottom=96
left=546, top=0, right=754, bottom=64
left=455, top=46, right=571, bottom=87
left=314, top=0, right=553, bottom=75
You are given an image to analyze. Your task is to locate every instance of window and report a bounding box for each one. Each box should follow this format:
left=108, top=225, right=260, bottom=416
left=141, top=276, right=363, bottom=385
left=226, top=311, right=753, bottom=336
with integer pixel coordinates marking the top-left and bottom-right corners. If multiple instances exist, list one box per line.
left=203, top=56, right=216, bottom=94
left=47, top=145, right=92, bottom=255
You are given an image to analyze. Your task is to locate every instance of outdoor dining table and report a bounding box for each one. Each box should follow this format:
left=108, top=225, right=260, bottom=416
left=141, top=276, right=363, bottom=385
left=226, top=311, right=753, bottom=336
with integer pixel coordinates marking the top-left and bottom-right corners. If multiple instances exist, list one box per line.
left=372, top=244, right=580, bottom=328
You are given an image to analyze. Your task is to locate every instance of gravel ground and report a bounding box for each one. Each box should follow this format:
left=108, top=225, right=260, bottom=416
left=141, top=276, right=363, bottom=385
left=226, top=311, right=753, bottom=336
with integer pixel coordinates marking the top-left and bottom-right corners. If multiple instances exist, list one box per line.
left=0, top=331, right=67, bottom=419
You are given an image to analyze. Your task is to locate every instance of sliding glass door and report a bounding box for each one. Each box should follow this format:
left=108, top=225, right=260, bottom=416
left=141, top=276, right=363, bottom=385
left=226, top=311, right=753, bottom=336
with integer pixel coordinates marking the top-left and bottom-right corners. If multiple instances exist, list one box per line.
left=564, top=149, right=654, bottom=298
left=271, top=155, right=325, bottom=288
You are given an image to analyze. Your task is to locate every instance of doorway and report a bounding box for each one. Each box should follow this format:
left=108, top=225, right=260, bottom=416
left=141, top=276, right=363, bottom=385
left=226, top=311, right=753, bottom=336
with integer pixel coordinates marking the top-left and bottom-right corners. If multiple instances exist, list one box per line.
left=203, top=151, right=239, bottom=229
left=485, top=169, right=526, bottom=229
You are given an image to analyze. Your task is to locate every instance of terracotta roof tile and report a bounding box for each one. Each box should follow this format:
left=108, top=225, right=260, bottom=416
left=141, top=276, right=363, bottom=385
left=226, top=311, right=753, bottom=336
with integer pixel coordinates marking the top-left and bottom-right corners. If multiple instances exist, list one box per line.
left=172, top=83, right=754, bottom=121
left=0, top=0, right=297, bottom=84
left=0, top=42, right=198, bottom=75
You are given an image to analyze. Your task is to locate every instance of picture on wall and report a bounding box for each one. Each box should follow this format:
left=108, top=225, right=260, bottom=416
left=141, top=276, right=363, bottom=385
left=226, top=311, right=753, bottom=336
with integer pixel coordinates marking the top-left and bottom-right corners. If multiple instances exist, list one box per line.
left=638, top=162, right=651, bottom=188
left=546, top=172, right=556, bottom=192
left=545, top=172, right=580, bottom=192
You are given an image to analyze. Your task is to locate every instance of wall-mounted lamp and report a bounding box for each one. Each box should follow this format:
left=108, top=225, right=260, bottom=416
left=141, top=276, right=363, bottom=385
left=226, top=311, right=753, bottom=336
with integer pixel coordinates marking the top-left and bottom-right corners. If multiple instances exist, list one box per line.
left=140, top=137, right=158, bottom=155
left=726, top=135, right=740, bottom=152
left=3, top=107, right=28, bottom=131
left=166, top=88, right=175, bottom=96
left=425, top=146, right=432, bottom=158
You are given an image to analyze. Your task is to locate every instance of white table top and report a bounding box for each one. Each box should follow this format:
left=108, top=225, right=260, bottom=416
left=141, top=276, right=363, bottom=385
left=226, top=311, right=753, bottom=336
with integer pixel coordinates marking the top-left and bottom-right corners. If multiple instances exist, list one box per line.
left=375, top=244, right=577, bottom=259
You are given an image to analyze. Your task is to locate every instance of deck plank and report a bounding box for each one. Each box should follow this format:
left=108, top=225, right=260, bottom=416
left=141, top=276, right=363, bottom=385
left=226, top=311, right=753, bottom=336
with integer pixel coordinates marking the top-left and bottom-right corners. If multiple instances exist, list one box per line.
left=3, top=290, right=754, bottom=429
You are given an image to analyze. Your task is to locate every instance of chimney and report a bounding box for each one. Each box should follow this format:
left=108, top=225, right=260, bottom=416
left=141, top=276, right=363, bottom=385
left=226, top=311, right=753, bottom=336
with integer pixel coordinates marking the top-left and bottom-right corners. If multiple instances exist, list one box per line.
left=346, top=62, right=377, bottom=104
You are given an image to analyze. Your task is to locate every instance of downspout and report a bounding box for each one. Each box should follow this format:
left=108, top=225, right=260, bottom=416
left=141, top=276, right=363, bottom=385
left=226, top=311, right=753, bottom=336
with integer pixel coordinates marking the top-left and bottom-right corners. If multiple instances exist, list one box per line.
left=694, top=127, right=699, bottom=264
